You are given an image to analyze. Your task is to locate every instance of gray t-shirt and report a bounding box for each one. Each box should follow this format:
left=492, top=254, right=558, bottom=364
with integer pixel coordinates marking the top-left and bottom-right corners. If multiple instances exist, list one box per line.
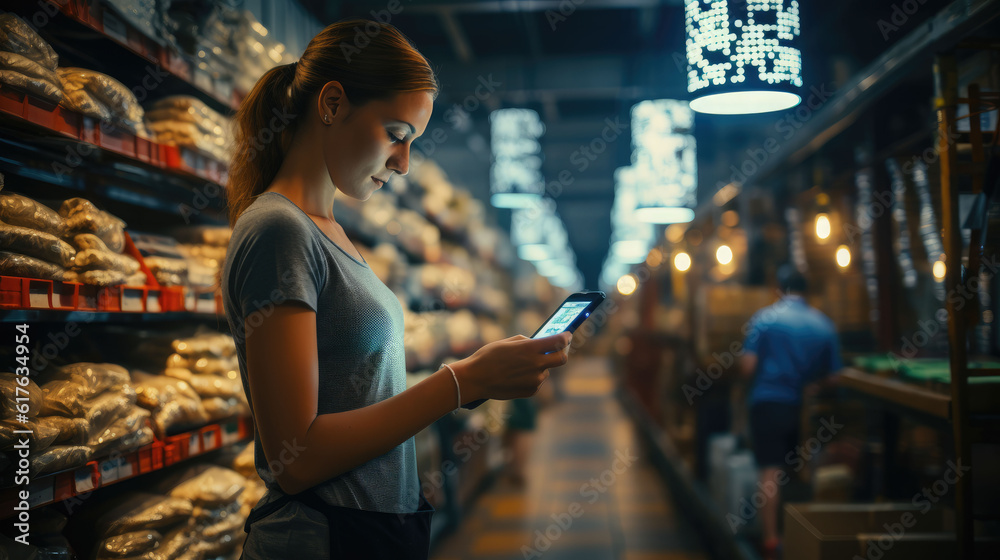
left=222, top=191, right=419, bottom=515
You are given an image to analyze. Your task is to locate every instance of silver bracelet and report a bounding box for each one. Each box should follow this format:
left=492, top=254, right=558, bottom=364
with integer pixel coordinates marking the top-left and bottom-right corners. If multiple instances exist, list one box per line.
left=441, top=363, right=461, bottom=412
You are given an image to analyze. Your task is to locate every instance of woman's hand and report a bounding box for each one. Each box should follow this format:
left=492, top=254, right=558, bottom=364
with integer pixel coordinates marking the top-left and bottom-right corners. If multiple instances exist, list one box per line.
left=451, top=332, right=572, bottom=404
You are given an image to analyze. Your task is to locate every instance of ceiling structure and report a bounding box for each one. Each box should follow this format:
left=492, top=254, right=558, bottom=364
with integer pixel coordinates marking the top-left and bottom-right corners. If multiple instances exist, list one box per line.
left=291, top=0, right=953, bottom=288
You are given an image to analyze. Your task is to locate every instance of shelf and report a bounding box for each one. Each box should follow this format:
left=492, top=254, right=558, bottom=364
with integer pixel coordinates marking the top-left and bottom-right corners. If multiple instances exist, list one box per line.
left=1, top=0, right=240, bottom=114
left=0, top=415, right=252, bottom=515
left=838, top=368, right=952, bottom=420
left=0, top=84, right=228, bottom=188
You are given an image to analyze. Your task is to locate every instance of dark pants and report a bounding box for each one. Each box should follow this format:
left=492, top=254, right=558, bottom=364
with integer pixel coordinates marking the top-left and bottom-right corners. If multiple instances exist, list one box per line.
left=749, top=402, right=801, bottom=469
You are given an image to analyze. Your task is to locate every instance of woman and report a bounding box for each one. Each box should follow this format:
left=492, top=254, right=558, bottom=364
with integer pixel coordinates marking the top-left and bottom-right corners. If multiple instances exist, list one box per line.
left=221, top=19, right=571, bottom=559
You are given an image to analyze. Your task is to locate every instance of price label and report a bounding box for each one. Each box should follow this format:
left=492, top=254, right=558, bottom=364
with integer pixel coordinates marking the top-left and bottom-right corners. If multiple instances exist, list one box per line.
left=123, top=290, right=143, bottom=312
left=28, top=479, right=54, bottom=508
left=202, top=429, right=218, bottom=451
left=28, top=284, right=49, bottom=308
left=189, top=436, right=199, bottom=456
left=103, top=11, right=128, bottom=44
left=74, top=467, right=96, bottom=493
left=221, top=421, right=239, bottom=445
left=118, top=457, right=134, bottom=479
left=147, top=293, right=161, bottom=313
left=99, top=459, right=119, bottom=484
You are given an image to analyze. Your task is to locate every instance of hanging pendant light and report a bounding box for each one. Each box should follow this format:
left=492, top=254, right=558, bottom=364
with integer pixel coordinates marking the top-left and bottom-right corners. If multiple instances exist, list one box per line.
left=628, top=100, right=697, bottom=223
left=489, top=108, right=546, bottom=208
left=684, top=0, right=803, bottom=115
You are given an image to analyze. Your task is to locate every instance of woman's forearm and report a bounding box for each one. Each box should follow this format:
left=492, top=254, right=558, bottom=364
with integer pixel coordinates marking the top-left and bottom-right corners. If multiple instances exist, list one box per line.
left=278, top=365, right=460, bottom=494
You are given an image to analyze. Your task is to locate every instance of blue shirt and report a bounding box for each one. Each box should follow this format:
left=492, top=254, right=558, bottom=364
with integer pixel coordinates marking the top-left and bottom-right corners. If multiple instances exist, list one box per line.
left=743, top=295, right=842, bottom=405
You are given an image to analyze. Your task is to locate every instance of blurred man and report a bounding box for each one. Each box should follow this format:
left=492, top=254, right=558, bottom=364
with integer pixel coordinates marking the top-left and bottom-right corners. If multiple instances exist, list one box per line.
left=739, top=266, right=843, bottom=559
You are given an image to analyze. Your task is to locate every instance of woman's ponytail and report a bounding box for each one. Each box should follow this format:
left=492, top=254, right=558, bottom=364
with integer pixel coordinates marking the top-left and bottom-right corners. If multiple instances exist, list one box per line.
left=227, top=63, right=298, bottom=226
left=226, top=20, right=437, bottom=227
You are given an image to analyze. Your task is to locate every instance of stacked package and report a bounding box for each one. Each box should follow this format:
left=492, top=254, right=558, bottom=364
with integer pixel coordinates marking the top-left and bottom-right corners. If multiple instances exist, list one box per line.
left=161, top=331, right=247, bottom=422
left=172, top=225, right=231, bottom=290
left=0, top=13, right=62, bottom=103
left=131, top=232, right=189, bottom=287
left=146, top=96, right=233, bottom=162
left=1, top=363, right=154, bottom=477
left=227, top=10, right=295, bottom=94
left=90, top=463, right=248, bottom=560
left=58, top=197, right=144, bottom=287
left=57, top=68, right=148, bottom=136
left=0, top=191, right=74, bottom=281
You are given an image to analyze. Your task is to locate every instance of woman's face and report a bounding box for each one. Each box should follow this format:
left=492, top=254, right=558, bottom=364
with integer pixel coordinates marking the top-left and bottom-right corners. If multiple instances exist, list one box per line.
left=321, top=88, right=434, bottom=200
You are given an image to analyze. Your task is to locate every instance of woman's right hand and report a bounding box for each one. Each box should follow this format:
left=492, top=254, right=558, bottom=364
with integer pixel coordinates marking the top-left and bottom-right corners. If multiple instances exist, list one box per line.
left=451, top=332, right=572, bottom=404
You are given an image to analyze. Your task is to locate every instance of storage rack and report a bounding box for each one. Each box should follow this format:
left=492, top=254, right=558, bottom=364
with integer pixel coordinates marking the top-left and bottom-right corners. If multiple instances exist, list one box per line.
left=0, top=0, right=528, bottom=553
left=620, top=1, right=1000, bottom=559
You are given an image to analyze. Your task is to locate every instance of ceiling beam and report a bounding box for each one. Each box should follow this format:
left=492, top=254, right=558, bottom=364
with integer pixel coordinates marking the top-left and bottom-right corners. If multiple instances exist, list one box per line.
left=439, top=10, right=474, bottom=63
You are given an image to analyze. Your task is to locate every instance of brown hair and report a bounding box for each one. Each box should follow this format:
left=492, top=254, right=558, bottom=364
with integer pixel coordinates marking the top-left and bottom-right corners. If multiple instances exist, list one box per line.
left=227, top=19, right=438, bottom=226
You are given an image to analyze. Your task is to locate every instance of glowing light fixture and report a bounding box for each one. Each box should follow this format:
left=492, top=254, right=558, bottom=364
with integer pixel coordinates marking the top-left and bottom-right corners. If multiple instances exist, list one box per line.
left=646, top=248, right=664, bottom=268
left=627, top=101, right=697, bottom=223
left=612, top=240, right=651, bottom=264
left=836, top=245, right=851, bottom=268
left=617, top=274, right=638, bottom=296
left=716, top=244, right=733, bottom=265
left=489, top=109, right=545, bottom=208
left=517, top=244, right=551, bottom=262
left=685, top=0, right=803, bottom=114
left=815, top=213, right=831, bottom=240
left=933, top=260, right=946, bottom=280
left=674, top=252, right=692, bottom=272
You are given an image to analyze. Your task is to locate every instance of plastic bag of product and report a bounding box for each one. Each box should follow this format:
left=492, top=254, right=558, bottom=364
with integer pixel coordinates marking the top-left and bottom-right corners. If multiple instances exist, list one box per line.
left=192, top=526, right=242, bottom=558
left=0, top=193, right=64, bottom=235
left=150, top=96, right=226, bottom=126
left=125, top=271, right=147, bottom=287
left=0, top=13, right=59, bottom=70
left=95, top=529, right=162, bottom=559
left=182, top=373, right=240, bottom=399
left=171, top=333, right=233, bottom=358
left=97, top=493, right=195, bottom=536
left=200, top=507, right=245, bottom=539
left=84, top=390, right=136, bottom=439
left=30, top=445, right=92, bottom=476
left=74, top=248, right=139, bottom=274
left=190, top=499, right=240, bottom=522
left=150, top=526, right=197, bottom=560
left=146, top=108, right=223, bottom=138
left=1, top=371, right=42, bottom=420
left=0, top=70, right=63, bottom=104
left=59, top=198, right=126, bottom=253
left=201, top=397, right=240, bottom=422
left=61, top=87, right=112, bottom=121
left=88, top=406, right=150, bottom=453
left=143, top=256, right=187, bottom=285
left=44, top=415, right=89, bottom=445
left=52, top=363, right=130, bottom=399
left=71, top=233, right=109, bottom=252
left=0, top=218, right=76, bottom=267
left=0, top=250, right=65, bottom=280
left=63, top=269, right=127, bottom=286
left=0, top=418, right=58, bottom=453
left=132, top=372, right=199, bottom=408
left=167, top=465, right=245, bottom=508
left=171, top=226, right=231, bottom=247
left=0, top=51, right=59, bottom=84
left=165, top=354, right=188, bottom=369
left=56, top=68, right=143, bottom=129
left=39, top=380, right=87, bottom=417
left=31, top=416, right=64, bottom=453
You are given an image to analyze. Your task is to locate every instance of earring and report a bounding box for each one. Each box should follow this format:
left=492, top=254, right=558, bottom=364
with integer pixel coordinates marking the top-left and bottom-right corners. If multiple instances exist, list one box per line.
left=323, top=114, right=331, bottom=123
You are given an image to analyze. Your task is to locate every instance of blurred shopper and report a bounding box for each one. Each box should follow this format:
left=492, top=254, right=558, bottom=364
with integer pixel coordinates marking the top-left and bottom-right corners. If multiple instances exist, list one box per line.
left=222, top=20, right=572, bottom=560
left=739, top=266, right=843, bottom=559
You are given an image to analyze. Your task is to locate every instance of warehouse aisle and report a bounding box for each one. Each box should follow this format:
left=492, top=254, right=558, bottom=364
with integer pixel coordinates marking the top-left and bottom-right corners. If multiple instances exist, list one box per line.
left=431, top=357, right=708, bottom=560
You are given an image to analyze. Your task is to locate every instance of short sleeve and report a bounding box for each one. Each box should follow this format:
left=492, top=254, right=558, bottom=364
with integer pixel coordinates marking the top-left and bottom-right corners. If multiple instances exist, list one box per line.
left=228, top=210, right=326, bottom=321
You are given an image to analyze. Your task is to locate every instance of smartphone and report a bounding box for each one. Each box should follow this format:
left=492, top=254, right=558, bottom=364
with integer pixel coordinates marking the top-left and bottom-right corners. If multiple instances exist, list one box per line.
left=462, top=291, right=606, bottom=409
left=530, top=291, right=607, bottom=339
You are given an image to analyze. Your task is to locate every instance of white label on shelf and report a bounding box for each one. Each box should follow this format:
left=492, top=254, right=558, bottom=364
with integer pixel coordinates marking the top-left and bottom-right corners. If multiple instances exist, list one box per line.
left=74, top=468, right=95, bottom=493
left=147, top=294, right=161, bottom=313
left=118, top=457, right=134, bottom=479
left=193, top=69, right=212, bottom=92
left=189, top=436, right=199, bottom=456
left=28, top=286, right=48, bottom=308
left=99, top=459, right=119, bottom=484
left=28, top=479, right=54, bottom=508
left=103, top=11, right=128, bottom=44
left=202, top=430, right=218, bottom=451
left=221, top=422, right=239, bottom=445
left=123, top=290, right=143, bottom=312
